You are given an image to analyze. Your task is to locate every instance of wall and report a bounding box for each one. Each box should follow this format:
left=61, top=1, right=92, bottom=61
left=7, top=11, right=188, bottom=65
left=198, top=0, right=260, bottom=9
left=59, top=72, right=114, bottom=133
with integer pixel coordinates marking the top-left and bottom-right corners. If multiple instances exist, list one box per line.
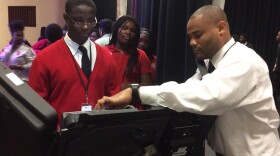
left=0, top=0, right=66, bottom=49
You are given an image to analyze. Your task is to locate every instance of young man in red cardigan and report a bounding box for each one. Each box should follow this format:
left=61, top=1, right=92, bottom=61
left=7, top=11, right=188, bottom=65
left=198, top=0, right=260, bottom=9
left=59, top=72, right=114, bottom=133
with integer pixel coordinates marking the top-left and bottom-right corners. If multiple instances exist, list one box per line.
left=29, top=0, right=120, bottom=122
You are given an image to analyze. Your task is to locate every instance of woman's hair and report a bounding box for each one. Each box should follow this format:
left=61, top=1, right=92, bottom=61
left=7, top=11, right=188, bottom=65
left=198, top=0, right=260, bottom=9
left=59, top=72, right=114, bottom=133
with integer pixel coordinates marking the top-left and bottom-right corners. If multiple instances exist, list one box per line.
left=9, top=20, right=24, bottom=32
left=109, top=15, right=140, bottom=76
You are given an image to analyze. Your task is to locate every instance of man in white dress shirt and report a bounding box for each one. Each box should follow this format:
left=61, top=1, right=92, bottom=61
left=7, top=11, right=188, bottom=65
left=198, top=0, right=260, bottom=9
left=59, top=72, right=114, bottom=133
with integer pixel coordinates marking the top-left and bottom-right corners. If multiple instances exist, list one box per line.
left=95, top=5, right=280, bottom=156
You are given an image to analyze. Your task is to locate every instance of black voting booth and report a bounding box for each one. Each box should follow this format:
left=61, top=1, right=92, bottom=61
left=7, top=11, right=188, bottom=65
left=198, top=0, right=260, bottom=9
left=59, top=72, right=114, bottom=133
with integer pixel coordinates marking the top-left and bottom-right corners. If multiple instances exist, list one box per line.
left=0, top=61, right=57, bottom=156
left=0, top=61, right=207, bottom=156
left=55, top=107, right=205, bottom=156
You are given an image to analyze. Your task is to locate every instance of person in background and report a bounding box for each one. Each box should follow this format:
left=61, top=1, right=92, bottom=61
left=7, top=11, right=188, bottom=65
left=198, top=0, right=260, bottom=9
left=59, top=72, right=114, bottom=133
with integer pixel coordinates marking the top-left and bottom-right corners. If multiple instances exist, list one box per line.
left=106, top=15, right=152, bottom=90
left=138, top=28, right=157, bottom=83
left=272, top=30, right=280, bottom=111
left=0, top=20, right=36, bottom=82
left=239, top=33, right=253, bottom=49
left=95, top=5, right=280, bottom=156
left=90, top=28, right=100, bottom=41
left=106, top=15, right=152, bottom=110
left=232, top=34, right=239, bottom=42
left=37, top=26, right=46, bottom=41
left=28, top=0, right=120, bottom=123
left=32, top=23, right=63, bottom=55
left=95, top=18, right=113, bottom=46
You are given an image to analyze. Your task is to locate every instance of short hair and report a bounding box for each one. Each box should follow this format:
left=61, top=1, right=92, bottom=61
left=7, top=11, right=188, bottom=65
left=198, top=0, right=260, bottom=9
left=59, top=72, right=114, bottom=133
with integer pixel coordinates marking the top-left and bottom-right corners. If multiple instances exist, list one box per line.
left=45, top=23, right=63, bottom=43
left=65, top=0, right=97, bottom=14
left=98, top=19, right=113, bottom=34
left=191, top=5, right=228, bottom=24
left=9, top=20, right=24, bottom=32
left=240, top=33, right=248, bottom=39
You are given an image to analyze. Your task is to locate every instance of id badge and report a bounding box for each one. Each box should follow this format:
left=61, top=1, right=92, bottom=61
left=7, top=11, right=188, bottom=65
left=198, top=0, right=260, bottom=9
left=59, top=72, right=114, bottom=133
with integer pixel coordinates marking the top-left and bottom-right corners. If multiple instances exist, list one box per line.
left=81, top=103, right=92, bottom=111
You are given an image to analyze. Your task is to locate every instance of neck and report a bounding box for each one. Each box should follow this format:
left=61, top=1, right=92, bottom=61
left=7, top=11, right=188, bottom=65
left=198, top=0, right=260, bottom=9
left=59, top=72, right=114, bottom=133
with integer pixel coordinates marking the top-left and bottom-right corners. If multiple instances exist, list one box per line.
left=116, top=42, right=133, bottom=54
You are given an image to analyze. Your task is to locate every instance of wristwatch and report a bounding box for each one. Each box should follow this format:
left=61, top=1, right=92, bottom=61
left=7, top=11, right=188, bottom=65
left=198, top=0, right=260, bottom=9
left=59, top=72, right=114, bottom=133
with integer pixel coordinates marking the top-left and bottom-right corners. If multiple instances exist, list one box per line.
left=130, top=84, right=140, bottom=103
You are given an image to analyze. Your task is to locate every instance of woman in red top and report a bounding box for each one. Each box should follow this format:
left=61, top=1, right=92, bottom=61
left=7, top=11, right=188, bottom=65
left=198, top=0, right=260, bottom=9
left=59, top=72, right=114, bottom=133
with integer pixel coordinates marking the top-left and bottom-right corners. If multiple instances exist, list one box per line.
left=106, top=15, right=152, bottom=90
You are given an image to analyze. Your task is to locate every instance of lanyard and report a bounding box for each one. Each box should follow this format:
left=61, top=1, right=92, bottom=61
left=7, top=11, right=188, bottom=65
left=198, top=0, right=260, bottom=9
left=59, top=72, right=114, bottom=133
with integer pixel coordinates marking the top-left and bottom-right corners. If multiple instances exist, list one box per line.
left=68, top=42, right=92, bottom=103
left=197, top=42, right=236, bottom=77
left=222, top=42, right=236, bottom=59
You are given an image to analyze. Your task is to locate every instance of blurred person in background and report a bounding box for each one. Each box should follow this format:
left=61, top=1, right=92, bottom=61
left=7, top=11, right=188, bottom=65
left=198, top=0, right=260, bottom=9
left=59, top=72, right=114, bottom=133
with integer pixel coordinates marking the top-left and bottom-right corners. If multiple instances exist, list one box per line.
left=138, top=28, right=157, bottom=83
left=32, top=23, right=63, bottom=54
left=0, top=20, right=36, bottom=82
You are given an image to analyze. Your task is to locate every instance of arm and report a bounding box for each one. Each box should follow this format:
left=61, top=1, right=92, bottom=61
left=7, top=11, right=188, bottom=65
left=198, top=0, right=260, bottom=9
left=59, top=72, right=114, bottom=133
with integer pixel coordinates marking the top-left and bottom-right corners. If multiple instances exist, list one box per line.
left=95, top=87, right=133, bottom=109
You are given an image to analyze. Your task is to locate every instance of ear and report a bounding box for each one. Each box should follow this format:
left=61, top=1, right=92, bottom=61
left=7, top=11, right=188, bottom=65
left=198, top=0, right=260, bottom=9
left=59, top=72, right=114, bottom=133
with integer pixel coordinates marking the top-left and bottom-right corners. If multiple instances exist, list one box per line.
left=217, top=20, right=227, bottom=35
left=63, top=13, right=68, bottom=23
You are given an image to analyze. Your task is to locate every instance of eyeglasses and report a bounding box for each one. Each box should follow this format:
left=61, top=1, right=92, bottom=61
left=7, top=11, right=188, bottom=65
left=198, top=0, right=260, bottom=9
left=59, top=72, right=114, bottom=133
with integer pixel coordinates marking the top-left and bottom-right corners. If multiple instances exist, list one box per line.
left=66, top=14, right=97, bottom=27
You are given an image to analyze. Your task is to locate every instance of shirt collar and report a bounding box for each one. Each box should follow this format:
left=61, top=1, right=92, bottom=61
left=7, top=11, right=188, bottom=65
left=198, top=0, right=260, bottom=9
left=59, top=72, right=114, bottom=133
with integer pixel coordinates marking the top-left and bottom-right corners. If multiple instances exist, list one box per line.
left=64, top=32, right=91, bottom=55
left=211, top=38, right=235, bottom=67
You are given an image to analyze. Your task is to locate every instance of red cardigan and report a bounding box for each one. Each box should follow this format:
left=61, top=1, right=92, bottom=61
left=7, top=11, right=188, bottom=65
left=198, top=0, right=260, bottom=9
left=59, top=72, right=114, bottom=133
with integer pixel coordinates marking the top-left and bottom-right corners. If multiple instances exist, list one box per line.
left=29, top=39, right=120, bottom=120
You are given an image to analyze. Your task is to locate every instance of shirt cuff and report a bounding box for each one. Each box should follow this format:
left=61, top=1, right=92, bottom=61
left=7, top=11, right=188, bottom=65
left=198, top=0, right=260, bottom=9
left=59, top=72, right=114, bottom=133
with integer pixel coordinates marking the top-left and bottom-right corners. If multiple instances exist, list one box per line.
left=139, top=85, right=162, bottom=107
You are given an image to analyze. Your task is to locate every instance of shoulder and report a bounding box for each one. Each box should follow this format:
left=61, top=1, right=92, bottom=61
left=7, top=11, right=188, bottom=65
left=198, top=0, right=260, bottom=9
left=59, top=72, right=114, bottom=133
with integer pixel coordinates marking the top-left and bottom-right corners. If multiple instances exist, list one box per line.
left=95, top=43, right=114, bottom=59
left=39, top=39, right=66, bottom=54
left=137, top=48, right=149, bottom=59
left=1, top=45, right=11, bottom=52
left=228, top=42, right=267, bottom=70
left=36, top=39, right=66, bottom=59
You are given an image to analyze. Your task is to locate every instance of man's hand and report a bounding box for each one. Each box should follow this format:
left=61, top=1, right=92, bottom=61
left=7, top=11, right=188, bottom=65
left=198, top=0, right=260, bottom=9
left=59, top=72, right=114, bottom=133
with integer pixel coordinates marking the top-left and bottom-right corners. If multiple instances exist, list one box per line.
left=95, top=88, right=133, bottom=109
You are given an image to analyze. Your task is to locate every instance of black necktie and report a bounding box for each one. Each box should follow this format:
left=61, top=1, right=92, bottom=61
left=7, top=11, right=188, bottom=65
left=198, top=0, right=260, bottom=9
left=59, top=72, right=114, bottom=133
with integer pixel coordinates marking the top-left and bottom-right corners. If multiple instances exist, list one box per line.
left=208, top=61, right=215, bottom=73
left=196, top=60, right=217, bottom=146
left=79, top=46, right=91, bottom=78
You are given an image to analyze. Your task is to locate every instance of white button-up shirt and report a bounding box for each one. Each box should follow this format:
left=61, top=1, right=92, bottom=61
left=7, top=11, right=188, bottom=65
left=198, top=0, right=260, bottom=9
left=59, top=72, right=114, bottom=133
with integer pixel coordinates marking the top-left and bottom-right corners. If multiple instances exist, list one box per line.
left=140, top=38, right=280, bottom=156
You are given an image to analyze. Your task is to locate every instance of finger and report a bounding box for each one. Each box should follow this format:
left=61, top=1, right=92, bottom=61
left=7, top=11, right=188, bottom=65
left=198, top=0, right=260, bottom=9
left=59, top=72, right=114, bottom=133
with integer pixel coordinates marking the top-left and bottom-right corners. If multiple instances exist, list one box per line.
left=94, top=100, right=104, bottom=110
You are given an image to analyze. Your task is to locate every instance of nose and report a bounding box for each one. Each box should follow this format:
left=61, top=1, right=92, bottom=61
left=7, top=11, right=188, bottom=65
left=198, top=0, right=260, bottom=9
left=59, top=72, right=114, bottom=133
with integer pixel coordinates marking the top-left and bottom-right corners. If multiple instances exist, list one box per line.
left=124, top=29, right=132, bottom=35
left=189, top=38, right=197, bottom=47
left=81, top=24, right=90, bottom=30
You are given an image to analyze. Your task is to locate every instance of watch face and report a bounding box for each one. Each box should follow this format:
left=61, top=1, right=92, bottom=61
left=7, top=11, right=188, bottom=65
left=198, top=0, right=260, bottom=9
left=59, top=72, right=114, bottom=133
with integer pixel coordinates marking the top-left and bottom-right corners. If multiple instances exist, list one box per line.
left=131, top=84, right=139, bottom=88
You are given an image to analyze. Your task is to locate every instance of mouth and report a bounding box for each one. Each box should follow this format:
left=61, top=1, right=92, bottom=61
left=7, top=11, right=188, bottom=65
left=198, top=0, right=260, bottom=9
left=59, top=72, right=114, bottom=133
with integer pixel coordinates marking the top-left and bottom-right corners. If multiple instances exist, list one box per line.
left=193, top=49, right=200, bottom=54
left=81, top=33, right=89, bottom=38
left=123, top=35, right=131, bottom=41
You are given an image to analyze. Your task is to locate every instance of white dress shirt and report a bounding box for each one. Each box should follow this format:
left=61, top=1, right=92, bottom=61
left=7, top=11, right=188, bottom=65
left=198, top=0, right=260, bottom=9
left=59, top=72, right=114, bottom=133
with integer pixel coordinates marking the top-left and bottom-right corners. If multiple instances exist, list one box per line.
left=94, top=33, right=111, bottom=46
left=140, top=38, right=280, bottom=156
left=64, top=33, right=97, bottom=71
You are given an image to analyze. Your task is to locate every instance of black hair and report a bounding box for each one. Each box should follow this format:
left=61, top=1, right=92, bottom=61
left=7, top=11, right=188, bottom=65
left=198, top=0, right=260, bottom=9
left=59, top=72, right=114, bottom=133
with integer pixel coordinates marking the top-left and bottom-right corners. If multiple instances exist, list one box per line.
left=65, top=0, right=97, bottom=14
left=45, top=23, right=63, bottom=43
left=240, top=33, right=248, bottom=39
left=98, top=18, right=113, bottom=34
left=140, top=28, right=154, bottom=60
left=232, top=34, right=239, bottom=42
left=39, top=27, right=46, bottom=40
left=9, top=20, right=24, bottom=32
left=109, top=15, right=140, bottom=76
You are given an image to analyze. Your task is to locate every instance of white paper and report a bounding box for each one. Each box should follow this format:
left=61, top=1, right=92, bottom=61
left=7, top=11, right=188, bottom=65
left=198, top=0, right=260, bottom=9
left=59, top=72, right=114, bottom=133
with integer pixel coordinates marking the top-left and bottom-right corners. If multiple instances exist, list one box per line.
left=6, top=73, right=24, bottom=86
